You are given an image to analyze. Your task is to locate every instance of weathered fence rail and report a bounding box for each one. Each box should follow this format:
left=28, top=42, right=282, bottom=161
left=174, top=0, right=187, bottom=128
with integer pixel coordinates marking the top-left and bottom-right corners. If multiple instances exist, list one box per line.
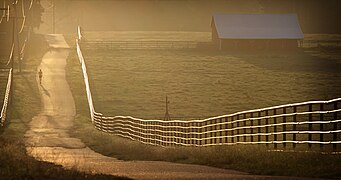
left=0, top=68, right=12, bottom=127
left=299, top=40, right=341, bottom=48
left=76, top=26, right=341, bottom=152
left=93, top=99, right=340, bottom=151
left=81, top=40, right=198, bottom=50
left=82, top=39, right=341, bottom=50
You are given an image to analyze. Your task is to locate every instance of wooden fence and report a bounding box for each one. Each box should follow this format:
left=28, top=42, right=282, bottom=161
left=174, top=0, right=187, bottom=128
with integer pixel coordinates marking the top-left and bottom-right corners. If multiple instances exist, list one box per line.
left=299, top=40, right=341, bottom=48
left=90, top=99, right=341, bottom=152
left=81, top=40, right=199, bottom=50
left=81, top=40, right=341, bottom=51
left=76, top=26, right=341, bottom=152
left=0, top=68, right=12, bottom=127
left=1, top=0, right=32, bottom=127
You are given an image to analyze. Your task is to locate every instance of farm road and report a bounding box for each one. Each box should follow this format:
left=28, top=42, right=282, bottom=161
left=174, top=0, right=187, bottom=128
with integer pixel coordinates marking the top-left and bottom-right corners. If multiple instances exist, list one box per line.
left=24, top=34, right=309, bottom=180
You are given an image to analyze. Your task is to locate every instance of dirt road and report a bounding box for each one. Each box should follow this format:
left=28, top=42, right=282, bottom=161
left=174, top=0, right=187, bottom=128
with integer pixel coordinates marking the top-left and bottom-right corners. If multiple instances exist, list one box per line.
left=24, top=34, right=305, bottom=180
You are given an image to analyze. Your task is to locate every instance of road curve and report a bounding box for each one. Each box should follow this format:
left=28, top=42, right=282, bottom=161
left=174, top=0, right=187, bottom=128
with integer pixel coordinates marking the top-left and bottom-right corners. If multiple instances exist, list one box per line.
left=25, top=34, right=307, bottom=180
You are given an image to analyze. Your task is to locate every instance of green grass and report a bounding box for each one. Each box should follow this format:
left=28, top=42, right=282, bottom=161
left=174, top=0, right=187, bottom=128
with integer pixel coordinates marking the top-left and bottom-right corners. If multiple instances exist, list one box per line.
left=67, top=32, right=341, bottom=119
left=0, top=34, right=129, bottom=179
left=79, top=49, right=340, bottom=119
left=65, top=32, right=341, bottom=178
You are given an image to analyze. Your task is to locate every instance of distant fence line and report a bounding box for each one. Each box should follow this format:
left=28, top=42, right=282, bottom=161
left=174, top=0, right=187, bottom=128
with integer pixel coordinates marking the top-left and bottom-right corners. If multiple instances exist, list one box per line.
left=78, top=28, right=341, bottom=50
left=76, top=26, right=341, bottom=152
left=81, top=39, right=341, bottom=50
left=81, top=40, right=199, bottom=50
left=299, top=40, right=341, bottom=48
left=0, top=68, right=12, bottom=127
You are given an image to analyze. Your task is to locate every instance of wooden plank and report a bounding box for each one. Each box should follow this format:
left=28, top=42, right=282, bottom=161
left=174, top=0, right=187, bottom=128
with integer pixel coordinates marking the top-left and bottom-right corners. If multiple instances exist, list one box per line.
left=82, top=40, right=198, bottom=49
left=283, top=107, right=286, bottom=149
left=320, top=104, right=324, bottom=150
left=308, top=104, right=313, bottom=149
left=265, top=110, right=269, bottom=147
left=333, top=102, right=338, bottom=151
left=274, top=109, right=277, bottom=149
left=293, top=106, right=297, bottom=149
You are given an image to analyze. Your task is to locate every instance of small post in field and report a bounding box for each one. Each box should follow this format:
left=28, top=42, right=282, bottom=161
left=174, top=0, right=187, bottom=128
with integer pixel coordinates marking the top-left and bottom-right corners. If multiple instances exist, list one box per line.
left=164, top=96, right=171, bottom=121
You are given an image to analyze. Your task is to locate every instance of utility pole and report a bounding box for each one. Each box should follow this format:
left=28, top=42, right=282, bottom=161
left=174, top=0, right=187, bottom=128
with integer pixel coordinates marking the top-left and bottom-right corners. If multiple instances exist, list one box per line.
left=52, top=0, right=55, bottom=33
left=0, top=7, right=14, bottom=72
left=13, top=2, right=21, bottom=72
left=2, top=2, right=25, bottom=73
left=164, top=96, right=171, bottom=121
left=1, top=5, right=14, bottom=101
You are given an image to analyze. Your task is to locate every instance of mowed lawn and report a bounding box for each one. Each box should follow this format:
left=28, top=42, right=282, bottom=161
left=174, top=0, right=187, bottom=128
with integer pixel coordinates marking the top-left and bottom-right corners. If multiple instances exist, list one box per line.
left=65, top=33, right=341, bottom=178
left=74, top=32, right=341, bottom=119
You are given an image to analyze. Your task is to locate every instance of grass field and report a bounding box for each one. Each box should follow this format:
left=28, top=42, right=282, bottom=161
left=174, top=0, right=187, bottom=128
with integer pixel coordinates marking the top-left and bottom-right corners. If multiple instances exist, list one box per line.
left=65, top=32, right=341, bottom=178
left=76, top=32, right=341, bottom=119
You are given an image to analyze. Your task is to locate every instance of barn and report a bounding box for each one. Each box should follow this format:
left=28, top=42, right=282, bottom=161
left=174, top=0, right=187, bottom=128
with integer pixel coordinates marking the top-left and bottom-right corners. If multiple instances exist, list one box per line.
left=211, top=14, right=304, bottom=51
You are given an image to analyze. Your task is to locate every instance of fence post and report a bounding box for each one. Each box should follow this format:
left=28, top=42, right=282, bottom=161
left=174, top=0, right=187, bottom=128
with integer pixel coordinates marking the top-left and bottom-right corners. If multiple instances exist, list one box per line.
left=293, top=106, right=297, bottom=149
left=274, top=109, right=277, bottom=149
left=250, top=112, right=254, bottom=143
left=320, top=103, right=324, bottom=150
left=157, top=121, right=161, bottom=146
left=237, top=114, right=240, bottom=143
left=308, top=104, right=313, bottom=149
left=171, top=122, right=175, bottom=146
left=99, top=116, right=103, bottom=131
left=265, top=110, right=269, bottom=147
left=283, top=107, right=287, bottom=149
left=258, top=111, right=261, bottom=143
left=333, top=101, right=338, bottom=151
left=219, top=118, right=223, bottom=144
left=231, top=116, right=235, bottom=144
left=243, top=113, right=247, bottom=142
left=148, top=121, right=151, bottom=145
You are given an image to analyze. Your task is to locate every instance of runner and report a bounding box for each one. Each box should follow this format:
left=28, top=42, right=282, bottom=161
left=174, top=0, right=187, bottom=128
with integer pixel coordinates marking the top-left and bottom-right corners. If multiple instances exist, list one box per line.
left=38, top=69, right=43, bottom=85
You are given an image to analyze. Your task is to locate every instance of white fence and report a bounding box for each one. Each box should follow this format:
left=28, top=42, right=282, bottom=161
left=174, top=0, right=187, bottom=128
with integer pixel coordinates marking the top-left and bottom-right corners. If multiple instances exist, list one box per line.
left=0, top=68, right=12, bottom=127
left=81, top=40, right=199, bottom=50
left=76, top=26, right=341, bottom=151
left=1, top=0, right=33, bottom=127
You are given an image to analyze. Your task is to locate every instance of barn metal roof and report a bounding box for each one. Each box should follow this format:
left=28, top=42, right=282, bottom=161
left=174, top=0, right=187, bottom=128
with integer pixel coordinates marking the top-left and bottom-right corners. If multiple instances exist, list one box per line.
left=212, top=14, right=304, bottom=39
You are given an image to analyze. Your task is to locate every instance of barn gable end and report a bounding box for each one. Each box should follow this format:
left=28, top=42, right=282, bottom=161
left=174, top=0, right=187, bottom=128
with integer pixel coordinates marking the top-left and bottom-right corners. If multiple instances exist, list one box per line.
left=211, top=14, right=304, bottom=50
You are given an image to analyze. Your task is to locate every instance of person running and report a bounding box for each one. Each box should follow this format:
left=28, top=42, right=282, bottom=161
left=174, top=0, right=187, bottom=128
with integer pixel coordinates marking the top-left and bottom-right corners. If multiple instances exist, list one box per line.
left=38, top=69, right=43, bottom=85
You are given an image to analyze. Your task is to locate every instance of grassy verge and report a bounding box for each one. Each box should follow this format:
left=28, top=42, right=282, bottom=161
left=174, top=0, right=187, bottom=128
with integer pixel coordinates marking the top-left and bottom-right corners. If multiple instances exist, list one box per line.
left=65, top=45, right=341, bottom=178
left=0, top=34, right=129, bottom=179
left=0, top=33, right=44, bottom=140
left=0, top=137, right=128, bottom=179
left=71, top=114, right=341, bottom=179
